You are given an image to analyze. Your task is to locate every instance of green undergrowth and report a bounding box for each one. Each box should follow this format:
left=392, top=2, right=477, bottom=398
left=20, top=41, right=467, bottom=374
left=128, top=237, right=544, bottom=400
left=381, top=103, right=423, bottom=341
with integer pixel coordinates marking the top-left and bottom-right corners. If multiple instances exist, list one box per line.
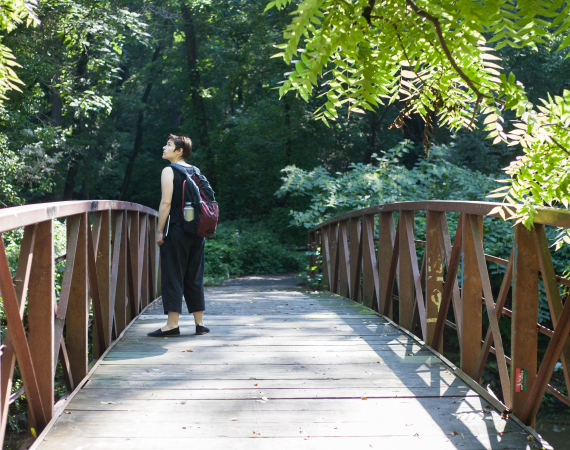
left=203, top=221, right=306, bottom=285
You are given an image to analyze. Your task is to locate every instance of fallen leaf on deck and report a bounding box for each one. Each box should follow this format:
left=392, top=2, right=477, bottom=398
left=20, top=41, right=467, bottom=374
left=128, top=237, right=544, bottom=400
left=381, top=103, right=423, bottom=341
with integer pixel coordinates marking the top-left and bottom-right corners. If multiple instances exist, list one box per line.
left=527, top=436, right=535, bottom=442
left=63, top=411, right=71, bottom=414
left=362, top=397, right=368, bottom=400
left=254, top=384, right=258, bottom=386
left=231, top=418, right=239, bottom=421
left=461, top=433, right=465, bottom=438
left=448, top=431, right=459, bottom=437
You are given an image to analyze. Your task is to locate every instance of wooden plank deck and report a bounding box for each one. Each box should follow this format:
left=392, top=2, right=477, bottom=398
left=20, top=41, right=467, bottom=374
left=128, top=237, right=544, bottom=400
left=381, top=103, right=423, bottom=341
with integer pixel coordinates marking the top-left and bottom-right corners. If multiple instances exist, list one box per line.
left=34, top=275, right=548, bottom=449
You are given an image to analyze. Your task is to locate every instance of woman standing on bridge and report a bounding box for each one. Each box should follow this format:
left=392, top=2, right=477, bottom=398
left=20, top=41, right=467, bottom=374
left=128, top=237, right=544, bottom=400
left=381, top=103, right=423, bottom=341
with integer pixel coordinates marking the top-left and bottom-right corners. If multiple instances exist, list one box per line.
left=147, top=134, right=210, bottom=337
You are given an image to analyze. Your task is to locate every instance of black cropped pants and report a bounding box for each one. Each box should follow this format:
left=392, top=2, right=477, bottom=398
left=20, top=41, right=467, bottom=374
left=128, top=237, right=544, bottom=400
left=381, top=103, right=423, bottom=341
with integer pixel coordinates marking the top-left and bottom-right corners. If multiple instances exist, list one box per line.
left=160, top=221, right=205, bottom=314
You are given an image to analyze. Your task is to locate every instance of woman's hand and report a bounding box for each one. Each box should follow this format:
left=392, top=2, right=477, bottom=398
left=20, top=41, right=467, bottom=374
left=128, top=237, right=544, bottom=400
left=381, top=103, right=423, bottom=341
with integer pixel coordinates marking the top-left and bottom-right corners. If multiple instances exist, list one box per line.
left=157, top=231, right=164, bottom=246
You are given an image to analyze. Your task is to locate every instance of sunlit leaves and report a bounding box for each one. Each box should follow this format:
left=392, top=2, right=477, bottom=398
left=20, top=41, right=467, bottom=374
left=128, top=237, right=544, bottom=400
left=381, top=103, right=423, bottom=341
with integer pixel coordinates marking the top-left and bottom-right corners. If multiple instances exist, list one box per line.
left=0, top=1, right=39, bottom=104
left=486, top=90, right=570, bottom=229
left=268, top=0, right=570, bottom=228
left=266, top=0, right=543, bottom=135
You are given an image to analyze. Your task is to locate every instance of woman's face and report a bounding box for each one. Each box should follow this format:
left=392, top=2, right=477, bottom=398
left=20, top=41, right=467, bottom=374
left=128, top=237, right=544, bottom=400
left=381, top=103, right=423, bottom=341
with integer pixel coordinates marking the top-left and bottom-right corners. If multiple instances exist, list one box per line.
left=162, top=139, right=183, bottom=162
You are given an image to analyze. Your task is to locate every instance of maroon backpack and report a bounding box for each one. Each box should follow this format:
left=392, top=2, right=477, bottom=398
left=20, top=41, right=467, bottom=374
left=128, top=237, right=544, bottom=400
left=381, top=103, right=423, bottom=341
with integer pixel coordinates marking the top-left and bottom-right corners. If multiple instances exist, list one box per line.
left=171, top=164, right=219, bottom=237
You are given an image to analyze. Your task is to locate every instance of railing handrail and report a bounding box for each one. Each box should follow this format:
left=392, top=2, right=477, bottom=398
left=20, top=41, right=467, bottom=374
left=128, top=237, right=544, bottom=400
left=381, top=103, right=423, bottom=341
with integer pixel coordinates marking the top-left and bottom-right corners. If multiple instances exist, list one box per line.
left=0, top=200, right=158, bottom=233
left=310, top=200, right=570, bottom=230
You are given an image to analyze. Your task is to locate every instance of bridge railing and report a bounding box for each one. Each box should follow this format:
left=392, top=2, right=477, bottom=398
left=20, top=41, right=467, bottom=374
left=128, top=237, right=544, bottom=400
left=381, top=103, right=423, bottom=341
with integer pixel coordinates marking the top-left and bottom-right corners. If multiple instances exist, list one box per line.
left=308, top=200, right=570, bottom=427
left=0, top=201, right=159, bottom=445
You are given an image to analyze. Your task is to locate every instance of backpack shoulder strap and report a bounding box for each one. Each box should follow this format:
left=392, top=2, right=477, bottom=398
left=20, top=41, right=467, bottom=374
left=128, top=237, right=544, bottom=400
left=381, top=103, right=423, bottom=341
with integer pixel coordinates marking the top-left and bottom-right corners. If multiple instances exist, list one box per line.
left=170, top=163, right=189, bottom=176
left=170, top=164, right=201, bottom=203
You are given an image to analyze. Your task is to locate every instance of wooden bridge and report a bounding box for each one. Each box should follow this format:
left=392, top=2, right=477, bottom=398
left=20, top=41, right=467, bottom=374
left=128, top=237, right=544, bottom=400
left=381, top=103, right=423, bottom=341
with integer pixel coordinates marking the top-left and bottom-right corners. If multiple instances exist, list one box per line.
left=0, top=200, right=568, bottom=449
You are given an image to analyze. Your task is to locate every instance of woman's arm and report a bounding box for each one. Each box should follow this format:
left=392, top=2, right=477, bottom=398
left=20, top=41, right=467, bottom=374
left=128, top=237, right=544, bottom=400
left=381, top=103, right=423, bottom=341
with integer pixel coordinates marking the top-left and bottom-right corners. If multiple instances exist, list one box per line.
left=157, top=167, right=174, bottom=246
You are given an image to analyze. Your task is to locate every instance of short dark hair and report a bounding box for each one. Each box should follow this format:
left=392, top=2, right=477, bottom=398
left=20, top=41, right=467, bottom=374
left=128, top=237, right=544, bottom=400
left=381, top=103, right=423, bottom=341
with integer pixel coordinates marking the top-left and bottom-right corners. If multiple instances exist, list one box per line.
left=167, top=134, right=192, bottom=160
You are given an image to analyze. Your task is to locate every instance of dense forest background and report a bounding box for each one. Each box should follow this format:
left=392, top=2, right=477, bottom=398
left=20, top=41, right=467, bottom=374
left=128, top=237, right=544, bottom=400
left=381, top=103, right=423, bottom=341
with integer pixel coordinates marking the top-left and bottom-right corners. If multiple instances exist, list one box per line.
left=2, top=0, right=568, bottom=242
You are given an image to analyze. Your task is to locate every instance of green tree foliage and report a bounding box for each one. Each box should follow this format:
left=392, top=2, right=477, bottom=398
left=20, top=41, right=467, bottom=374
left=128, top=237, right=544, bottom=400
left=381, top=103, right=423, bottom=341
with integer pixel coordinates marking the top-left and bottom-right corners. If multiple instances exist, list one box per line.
left=267, top=0, right=570, bottom=227
left=277, top=141, right=498, bottom=228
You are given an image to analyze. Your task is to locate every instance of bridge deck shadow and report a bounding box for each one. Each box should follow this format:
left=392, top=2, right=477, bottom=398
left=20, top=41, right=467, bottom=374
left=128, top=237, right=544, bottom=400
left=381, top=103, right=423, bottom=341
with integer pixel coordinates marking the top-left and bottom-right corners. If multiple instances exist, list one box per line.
left=36, top=275, right=543, bottom=449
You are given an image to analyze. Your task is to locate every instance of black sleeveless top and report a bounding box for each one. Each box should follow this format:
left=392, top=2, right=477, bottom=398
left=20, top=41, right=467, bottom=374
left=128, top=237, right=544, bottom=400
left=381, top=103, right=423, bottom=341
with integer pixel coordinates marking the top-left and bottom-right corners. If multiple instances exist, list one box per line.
left=169, top=164, right=194, bottom=224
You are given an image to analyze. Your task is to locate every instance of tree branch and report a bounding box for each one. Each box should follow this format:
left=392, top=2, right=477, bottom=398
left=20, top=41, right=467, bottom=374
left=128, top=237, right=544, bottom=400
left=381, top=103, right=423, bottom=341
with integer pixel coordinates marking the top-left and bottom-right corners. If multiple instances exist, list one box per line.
left=405, top=0, right=486, bottom=100
left=468, top=95, right=482, bottom=129
left=550, top=136, right=570, bottom=156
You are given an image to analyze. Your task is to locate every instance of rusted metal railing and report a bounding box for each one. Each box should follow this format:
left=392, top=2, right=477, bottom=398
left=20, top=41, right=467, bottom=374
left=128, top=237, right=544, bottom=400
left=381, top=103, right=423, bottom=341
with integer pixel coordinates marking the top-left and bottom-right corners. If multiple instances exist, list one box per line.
left=0, top=201, right=158, bottom=445
left=308, top=200, right=570, bottom=427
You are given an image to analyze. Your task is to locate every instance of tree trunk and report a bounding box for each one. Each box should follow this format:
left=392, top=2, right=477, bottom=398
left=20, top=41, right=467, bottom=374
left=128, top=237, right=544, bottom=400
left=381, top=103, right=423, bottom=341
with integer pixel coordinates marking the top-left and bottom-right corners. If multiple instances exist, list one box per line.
left=181, top=2, right=214, bottom=186
left=119, top=44, right=163, bottom=200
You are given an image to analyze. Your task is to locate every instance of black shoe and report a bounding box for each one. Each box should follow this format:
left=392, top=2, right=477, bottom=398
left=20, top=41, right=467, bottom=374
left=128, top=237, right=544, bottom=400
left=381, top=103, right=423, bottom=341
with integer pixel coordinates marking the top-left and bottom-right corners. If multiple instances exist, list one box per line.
left=147, top=326, right=180, bottom=337
left=196, top=325, right=210, bottom=335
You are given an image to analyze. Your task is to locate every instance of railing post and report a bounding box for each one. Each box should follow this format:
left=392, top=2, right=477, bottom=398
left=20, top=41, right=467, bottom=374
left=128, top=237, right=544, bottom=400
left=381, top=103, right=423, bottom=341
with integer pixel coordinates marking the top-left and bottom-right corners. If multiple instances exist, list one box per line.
left=321, top=225, right=331, bottom=291
left=349, top=217, right=362, bottom=303
left=399, top=210, right=415, bottom=331
left=113, top=211, right=128, bottom=336
left=426, top=211, right=445, bottom=353
left=329, top=222, right=340, bottom=294
left=510, top=223, right=539, bottom=414
left=141, top=215, right=150, bottom=309
left=378, top=212, right=395, bottom=319
left=150, top=216, right=157, bottom=298
left=362, top=215, right=377, bottom=309
left=338, top=220, right=350, bottom=299
left=461, top=214, right=483, bottom=377
left=67, top=213, right=89, bottom=386
left=139, top=214, right=149, bottom=309
left=95, top=210, right=112, bottom=354
left=128, top=211, right=140, bottom=316
left=27, top=220, right=55, bottom=423
left=156, top=257, right=162, bottom=298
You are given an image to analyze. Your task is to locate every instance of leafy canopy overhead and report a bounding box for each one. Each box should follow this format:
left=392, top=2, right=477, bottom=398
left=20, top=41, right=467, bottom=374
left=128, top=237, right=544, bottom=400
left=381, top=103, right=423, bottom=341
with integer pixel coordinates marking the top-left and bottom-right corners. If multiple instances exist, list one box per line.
left=267, top=0, right=570, bottom=227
